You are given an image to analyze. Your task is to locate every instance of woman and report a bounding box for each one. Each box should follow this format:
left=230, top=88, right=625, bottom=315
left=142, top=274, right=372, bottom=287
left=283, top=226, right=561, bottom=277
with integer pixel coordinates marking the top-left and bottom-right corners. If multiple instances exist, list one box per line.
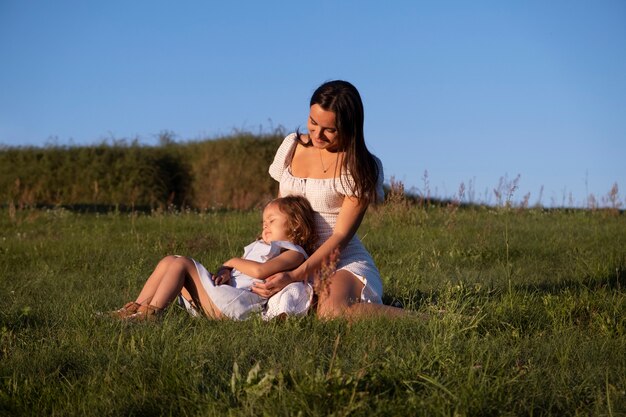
left=252, top=80, right=404, bottom=319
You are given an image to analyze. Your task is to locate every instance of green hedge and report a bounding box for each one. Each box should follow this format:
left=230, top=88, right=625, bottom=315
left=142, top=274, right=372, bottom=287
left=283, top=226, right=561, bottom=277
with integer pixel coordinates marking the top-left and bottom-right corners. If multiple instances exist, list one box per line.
left=184, top=134, right=282, bottom=210
left=0, top=133, right=283, bottom=210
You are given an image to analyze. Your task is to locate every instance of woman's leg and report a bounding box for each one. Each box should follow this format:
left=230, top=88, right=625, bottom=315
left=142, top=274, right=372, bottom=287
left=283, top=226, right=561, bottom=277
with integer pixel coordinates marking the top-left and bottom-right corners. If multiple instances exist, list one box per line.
left=150, top=257, right=223, bottom=319
left=317, top=270, right=407, bottom=320
left=134, top=255, right=179, bottom=305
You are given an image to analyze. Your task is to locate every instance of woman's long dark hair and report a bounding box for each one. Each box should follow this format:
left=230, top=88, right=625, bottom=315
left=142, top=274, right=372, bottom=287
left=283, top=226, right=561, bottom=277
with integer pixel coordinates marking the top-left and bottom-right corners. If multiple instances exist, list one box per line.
left=297, top=80, right=380, bottom=206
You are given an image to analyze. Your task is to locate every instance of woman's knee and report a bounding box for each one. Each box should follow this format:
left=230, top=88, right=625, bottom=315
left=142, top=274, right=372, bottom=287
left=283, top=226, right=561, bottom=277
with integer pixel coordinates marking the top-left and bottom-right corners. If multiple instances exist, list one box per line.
left=317, top=294, right=349, bottom=318
left=316, top=271, right=363, bottom=318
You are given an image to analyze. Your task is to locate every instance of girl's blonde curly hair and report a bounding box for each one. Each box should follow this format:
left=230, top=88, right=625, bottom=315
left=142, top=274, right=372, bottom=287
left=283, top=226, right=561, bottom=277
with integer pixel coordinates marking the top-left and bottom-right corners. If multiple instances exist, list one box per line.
left=269, top=195, right=317, bottom=256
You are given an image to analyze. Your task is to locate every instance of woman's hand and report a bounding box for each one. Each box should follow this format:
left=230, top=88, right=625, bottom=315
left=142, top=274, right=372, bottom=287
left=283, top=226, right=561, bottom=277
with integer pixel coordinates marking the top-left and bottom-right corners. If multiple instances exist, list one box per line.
left=251, top=271, right=294, bottom=298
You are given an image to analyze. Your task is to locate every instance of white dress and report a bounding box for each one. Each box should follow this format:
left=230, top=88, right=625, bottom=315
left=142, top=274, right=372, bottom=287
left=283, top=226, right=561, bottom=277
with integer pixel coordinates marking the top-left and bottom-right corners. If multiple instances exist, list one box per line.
left=269, top=133, right=384, bottom=303
left=178, top=240, right=313, bottom=320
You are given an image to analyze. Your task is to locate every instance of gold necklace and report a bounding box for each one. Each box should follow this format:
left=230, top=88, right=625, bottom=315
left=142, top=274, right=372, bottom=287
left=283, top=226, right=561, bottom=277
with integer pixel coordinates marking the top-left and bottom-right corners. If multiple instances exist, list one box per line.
left=318, top=149, right=336, bottom=173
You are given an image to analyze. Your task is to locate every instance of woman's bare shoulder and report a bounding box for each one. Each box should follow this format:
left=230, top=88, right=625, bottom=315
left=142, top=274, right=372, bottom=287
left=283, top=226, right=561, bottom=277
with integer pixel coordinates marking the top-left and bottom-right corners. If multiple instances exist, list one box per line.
left=292, top=134, right=311, bottom=155
left=296, top=133, right=311, bottom=145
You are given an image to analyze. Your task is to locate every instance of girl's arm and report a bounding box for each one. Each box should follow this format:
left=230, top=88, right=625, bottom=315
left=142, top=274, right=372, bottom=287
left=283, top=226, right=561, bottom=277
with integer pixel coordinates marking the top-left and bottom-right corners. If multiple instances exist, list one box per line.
left=222, top=249, right=305, bottom=280
left=252, top=196, right=367, bottom=296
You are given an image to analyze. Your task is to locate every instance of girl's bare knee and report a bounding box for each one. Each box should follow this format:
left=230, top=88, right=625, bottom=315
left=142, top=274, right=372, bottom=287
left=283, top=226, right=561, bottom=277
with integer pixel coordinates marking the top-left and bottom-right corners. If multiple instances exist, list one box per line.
left=159, top=255, right=178, bottom=266
left=175, top=256, right=196, bottom=271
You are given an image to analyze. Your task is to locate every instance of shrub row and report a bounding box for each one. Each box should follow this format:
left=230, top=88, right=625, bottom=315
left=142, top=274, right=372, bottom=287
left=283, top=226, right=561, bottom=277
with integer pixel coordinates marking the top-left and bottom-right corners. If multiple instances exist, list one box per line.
left=1, top=133, right=283, bottom=210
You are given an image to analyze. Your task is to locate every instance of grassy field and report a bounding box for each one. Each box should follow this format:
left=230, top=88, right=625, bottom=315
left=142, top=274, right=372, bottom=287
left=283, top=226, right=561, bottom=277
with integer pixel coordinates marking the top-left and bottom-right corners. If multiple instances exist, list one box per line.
left=0, top=203, right=625, bottom=416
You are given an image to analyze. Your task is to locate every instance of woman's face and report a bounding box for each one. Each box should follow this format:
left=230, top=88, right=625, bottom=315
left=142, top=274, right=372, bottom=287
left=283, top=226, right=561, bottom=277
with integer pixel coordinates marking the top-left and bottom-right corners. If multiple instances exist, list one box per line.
left=307, top=104, right=339, bottom=150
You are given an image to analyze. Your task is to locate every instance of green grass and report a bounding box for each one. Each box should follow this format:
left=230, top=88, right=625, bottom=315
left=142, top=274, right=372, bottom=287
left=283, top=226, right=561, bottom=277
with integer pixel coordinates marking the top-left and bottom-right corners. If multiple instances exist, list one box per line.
left=1, top=205, right=625, bottom=416
left=0, top=133, right=282, bottom=210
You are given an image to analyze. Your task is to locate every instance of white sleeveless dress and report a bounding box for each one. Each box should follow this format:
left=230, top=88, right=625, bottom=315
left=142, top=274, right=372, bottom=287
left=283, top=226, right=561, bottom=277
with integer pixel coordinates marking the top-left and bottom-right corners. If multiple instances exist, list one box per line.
left=269, top=133, right=384, bottom=303
left=178, top=240, right=313, bottom=320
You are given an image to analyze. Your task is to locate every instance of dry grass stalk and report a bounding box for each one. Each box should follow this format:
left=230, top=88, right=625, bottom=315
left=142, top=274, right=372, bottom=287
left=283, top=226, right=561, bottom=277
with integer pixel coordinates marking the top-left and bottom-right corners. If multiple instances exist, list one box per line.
left=445, top=182, right=465, bottom=229
left=312, top=247, right=340, bottom=301
left=605, top=182, right=622, bottom=214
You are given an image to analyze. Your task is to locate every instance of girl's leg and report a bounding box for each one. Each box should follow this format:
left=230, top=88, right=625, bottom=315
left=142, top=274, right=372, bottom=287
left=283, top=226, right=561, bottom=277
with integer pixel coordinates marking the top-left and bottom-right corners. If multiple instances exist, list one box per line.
left=316, top=270, right=407, bottom=320
left=150, top=257, right=223, bottom=319
left=180, top=287, right=222, bottom=319
left=133, top=256, right=179, bottom=305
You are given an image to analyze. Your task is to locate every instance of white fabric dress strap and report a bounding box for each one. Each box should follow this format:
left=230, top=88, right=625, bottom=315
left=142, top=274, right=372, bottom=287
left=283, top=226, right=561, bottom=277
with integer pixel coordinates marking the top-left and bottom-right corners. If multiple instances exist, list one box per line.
left=264, top=240, right=308, bottom=260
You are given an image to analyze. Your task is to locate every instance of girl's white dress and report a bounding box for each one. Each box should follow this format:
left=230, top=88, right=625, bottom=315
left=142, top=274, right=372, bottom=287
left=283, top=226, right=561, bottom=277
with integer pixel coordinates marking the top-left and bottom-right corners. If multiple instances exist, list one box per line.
left=178, top=240, right=312, bottom=320
left=269, top=133, right=384, bottom=303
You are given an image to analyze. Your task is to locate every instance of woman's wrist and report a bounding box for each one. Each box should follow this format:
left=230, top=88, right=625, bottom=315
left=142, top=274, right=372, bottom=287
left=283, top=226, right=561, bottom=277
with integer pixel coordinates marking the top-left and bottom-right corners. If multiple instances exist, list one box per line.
left=289, top=266, right=307, bottom=283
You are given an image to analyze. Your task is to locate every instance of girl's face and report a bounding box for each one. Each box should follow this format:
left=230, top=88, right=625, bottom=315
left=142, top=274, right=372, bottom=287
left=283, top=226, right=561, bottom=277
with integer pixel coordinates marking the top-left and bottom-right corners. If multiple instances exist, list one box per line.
left=307, top=104, right=339, bottom=150
left=261, top=202, right=290, bottom=243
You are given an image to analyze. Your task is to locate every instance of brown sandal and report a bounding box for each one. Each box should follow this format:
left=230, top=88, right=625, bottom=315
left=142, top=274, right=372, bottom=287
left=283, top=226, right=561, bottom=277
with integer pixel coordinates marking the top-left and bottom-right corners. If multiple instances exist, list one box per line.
left=125, top=304, right=162, bottom=321
left=109, top=301, right=141, bottom=318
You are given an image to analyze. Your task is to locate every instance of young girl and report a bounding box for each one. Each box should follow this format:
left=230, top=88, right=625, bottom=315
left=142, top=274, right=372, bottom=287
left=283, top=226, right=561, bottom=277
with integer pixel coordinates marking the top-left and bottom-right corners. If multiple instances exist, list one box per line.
left=111, top=195, right=317, bottom=321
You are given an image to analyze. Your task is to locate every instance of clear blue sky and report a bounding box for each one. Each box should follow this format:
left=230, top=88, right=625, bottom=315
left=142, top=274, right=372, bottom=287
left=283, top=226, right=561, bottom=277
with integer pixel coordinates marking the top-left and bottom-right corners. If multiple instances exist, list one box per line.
left=1, top=1, right=624, bottom=207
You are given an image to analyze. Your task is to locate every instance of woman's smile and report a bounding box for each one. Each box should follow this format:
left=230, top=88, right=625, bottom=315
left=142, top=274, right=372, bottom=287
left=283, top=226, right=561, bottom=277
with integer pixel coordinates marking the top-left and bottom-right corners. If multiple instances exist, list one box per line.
left=307, top=104, right=338, bottom=149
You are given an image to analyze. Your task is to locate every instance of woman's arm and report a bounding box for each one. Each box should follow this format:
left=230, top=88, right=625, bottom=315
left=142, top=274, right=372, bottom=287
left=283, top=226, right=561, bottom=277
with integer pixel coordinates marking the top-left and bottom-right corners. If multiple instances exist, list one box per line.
left=252, top=196, right=367, bottom=296
left=222, top=250, right=305, bottom=280
left=293, top=195, right=366, bottom=281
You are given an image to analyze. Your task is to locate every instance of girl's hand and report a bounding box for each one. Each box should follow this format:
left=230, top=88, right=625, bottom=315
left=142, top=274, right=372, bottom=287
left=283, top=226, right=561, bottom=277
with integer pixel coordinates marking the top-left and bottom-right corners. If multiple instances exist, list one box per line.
left=251, top=271, right=293, bottom=298
left=213, top=266, right=232, bottom=285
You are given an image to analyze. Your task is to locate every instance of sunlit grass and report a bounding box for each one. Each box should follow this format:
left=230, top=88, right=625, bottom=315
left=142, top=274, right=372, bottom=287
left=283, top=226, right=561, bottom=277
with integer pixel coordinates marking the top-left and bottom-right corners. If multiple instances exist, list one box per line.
left=1, top=204, right=624, bottom=416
